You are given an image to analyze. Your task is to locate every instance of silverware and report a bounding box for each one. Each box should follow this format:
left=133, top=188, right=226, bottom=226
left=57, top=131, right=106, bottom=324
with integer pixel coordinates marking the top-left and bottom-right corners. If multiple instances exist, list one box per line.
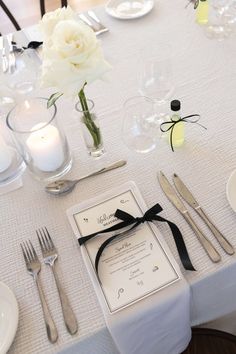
left=21, top=240, right=58, bottom=343
left=45, top=160, right=127, bottom=195
left=158, top=171, right=221, bottom=263
left=6, top=33, right=16, bottom=74
left=37, top=227, right=78, bottom=335
left=0, top=37, right=8, bottom=73
left=79, top=13, right=109, bottom=35
left=87, top=10, right=109, bottom=34
left=173, top=173, right=234, bottom=255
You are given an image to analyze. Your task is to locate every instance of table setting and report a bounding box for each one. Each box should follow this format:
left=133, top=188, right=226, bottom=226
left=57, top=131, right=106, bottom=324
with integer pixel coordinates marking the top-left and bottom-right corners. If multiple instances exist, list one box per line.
left=1, top=0, right=236, bottom=353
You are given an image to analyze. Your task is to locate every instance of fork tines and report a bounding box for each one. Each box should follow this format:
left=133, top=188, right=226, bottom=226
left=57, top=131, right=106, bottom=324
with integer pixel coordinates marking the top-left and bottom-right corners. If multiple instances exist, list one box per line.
left=36, top=226, right=55, bottom=252
left=21, top=240, right=38, bottom=264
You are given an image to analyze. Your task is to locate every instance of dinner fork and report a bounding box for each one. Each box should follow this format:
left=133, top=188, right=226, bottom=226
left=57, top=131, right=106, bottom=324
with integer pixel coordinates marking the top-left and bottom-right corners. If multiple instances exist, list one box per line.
left=20, top=240, right=58, bottom=343
left=37, top=227, right=78, bottom=335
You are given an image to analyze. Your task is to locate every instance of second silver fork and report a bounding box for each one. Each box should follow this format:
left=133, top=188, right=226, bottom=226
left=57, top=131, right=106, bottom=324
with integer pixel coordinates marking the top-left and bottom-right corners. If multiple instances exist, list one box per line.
left=37, top=227, right=78, bottom=335
left=21, top=241, right=58, bottom=343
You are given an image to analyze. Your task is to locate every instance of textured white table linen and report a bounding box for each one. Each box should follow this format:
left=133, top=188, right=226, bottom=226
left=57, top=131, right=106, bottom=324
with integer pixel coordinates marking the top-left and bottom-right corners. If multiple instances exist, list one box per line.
left=0, top=177, right=22, bottom=195
left=1, top=0, right=236, bottom=353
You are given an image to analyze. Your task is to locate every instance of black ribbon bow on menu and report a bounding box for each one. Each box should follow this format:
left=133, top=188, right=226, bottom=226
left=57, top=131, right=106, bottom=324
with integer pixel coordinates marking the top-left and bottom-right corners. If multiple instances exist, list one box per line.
left=160, top=114, right=207, bottom=152
left=78, top=203, right=196, bottom=277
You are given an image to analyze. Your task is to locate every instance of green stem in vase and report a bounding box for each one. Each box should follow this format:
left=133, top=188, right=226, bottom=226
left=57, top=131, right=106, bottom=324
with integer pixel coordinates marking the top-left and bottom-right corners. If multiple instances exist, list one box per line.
left=78, top=86, right=101, bottom=149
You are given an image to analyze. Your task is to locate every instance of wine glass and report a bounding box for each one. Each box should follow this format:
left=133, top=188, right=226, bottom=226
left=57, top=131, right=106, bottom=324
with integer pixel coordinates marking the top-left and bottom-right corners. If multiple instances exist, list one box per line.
left=122, top=96, right=161, bottom=153
left=205, top=0, right=233, bottom=39
left=138, top=43, right=174, bottom=125
left=5, top=49, right=39, bottom=99
left=139, top=43, right=174, bottom=104
left=223, top=0, right=236, bottom=26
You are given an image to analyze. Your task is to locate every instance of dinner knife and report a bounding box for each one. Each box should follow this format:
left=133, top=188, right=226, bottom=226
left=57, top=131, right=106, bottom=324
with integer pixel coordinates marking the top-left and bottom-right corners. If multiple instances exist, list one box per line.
left=173, top=173, right=234, bottom=255
left=158, top=171, right=221, bottom=263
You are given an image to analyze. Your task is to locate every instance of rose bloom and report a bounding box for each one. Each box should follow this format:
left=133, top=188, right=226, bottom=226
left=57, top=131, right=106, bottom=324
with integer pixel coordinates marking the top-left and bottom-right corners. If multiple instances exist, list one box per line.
left=41, top=19, right=111, bottom=96
left=39, top=6, right=76, bottom=40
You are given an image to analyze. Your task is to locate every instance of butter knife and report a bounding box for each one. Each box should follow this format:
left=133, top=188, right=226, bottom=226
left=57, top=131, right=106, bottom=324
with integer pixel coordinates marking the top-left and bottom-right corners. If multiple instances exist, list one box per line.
left=79, top=14, right=108, bottom=36
left=158, top=171, right=221, bottom=263
left=173, top=174, right=234, bottom=255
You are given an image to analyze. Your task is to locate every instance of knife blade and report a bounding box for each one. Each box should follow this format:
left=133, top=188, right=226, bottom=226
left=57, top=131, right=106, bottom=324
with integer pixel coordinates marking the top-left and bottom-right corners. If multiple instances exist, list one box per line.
left=79, top=14, right=108, bottom=36
left=173, top=173, right=234, bottom=255
left=6, top=33, right=16, bottom=74
left=158, top=171, right=221, bottom=263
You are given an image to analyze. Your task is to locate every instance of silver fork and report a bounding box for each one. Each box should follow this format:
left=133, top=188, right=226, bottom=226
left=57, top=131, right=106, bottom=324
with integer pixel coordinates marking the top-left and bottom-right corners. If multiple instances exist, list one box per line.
left=21, top=240, right=58, bottom=343
left=37, top=227, right=78, bottom=335
left=79, top=13, right=109, bottom=35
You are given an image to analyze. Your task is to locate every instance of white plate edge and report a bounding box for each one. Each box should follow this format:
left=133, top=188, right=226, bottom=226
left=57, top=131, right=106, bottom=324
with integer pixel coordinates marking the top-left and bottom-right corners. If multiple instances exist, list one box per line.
left=0, top=282, right=19, bottom=354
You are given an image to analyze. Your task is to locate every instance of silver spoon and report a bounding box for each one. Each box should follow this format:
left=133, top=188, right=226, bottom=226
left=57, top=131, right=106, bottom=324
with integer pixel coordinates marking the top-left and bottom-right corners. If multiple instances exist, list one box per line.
left=45, top=160, right=127, bottom=195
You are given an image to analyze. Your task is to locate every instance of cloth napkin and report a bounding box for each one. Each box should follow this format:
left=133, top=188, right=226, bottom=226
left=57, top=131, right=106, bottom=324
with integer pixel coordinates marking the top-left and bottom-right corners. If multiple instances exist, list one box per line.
left=68, top=182, right=192, bottom=354
left=85, top=256, right=191, bottom=354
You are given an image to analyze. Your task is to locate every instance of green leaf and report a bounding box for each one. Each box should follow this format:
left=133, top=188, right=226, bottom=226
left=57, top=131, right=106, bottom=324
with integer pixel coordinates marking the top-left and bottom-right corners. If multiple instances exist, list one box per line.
left=47, top=92, right=63, bottom=109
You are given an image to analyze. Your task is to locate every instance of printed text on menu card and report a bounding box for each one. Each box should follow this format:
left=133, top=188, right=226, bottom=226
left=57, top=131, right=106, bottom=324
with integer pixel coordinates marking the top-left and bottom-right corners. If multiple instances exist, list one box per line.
left=73, top=189, right=180, bottom=313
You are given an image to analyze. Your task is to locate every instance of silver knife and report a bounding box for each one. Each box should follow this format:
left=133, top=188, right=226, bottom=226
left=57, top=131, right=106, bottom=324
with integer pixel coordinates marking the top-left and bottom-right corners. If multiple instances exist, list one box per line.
left=173, top=173, right=234, bottom=255
left=87, top=11, right=109, bottom=33
left=79, top=14, right=108, bottom=36
left=6, top=33, right=16, bottom=74
left=158, top=171, right=221, bottom=263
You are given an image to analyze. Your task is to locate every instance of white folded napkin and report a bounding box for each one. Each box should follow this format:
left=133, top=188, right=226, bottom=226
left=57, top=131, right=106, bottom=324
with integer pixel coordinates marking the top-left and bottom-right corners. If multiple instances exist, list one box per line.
left=68, top=182, right=191, bottom=354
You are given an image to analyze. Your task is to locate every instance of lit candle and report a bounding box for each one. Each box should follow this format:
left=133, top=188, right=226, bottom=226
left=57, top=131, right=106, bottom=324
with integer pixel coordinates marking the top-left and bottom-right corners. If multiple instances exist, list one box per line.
left=0, top=135, right=12, bottom=173
left=26, top=123, right=64, bottom=172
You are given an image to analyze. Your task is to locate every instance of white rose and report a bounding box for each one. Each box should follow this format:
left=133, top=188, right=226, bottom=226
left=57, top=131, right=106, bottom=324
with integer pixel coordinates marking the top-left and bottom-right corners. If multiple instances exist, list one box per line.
left=41, top=19, right=111, bottom=96
left=39, top=6, right=76, bottom=40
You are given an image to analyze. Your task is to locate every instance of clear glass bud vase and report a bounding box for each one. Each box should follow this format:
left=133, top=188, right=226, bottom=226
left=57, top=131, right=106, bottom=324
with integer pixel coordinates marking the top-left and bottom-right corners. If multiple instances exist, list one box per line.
left=75, top=99, right=105, bottom=158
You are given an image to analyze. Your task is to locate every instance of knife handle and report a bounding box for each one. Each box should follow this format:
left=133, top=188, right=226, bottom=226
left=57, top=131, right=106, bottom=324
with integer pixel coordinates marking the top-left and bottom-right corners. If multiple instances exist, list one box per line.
left=183, top=212, right=221, bottom=263
left=196, top=208, right=234, bottom=255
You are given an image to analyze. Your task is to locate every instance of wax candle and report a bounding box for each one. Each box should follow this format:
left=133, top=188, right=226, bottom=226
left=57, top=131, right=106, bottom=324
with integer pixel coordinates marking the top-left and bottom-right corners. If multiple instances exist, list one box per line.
left=26, top=123, right=64, bottom=172
left=0, top=135, right=12, bottom=173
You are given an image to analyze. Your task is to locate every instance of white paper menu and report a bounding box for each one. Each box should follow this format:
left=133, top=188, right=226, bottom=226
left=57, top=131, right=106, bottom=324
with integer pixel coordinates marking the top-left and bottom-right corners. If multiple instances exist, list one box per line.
left=67, top=181, right=180, bottom=313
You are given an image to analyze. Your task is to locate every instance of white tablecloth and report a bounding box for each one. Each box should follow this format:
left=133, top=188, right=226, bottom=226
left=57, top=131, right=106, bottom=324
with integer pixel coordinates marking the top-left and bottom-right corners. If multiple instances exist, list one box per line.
left=2, top=0, right=236, bottom=353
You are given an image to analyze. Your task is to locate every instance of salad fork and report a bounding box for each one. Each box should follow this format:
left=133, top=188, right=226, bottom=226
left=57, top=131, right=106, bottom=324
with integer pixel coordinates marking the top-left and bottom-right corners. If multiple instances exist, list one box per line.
left=37, top=227, right=78, bottom=335
left=20, top=240, right=58, bottom=343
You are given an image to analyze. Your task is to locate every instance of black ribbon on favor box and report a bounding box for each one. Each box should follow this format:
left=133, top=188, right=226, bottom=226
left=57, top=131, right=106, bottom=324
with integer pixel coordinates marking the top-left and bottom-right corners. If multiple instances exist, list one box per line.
left=78, top=203, right=196, bottom=276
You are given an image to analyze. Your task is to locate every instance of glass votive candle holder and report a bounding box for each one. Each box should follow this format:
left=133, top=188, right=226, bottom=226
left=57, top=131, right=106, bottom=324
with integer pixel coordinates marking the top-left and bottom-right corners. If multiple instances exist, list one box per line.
left=0, top=115, right=26, bottom=186
left=6, top=97, right=72, bottom=182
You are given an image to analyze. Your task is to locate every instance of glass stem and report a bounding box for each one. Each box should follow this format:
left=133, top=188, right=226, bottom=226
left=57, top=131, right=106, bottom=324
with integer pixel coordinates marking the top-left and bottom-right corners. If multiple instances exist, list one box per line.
left=78, top=88, right=101, bottom=149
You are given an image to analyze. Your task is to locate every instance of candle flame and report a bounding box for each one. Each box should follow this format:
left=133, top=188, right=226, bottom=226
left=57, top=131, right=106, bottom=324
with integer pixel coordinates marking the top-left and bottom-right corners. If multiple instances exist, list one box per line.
left=24, top=100, right=30, bottom=110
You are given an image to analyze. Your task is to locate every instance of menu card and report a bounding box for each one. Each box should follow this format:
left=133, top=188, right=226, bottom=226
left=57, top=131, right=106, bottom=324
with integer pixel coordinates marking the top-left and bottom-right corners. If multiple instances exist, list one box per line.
left=67, top=181, right=180, bottom=313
